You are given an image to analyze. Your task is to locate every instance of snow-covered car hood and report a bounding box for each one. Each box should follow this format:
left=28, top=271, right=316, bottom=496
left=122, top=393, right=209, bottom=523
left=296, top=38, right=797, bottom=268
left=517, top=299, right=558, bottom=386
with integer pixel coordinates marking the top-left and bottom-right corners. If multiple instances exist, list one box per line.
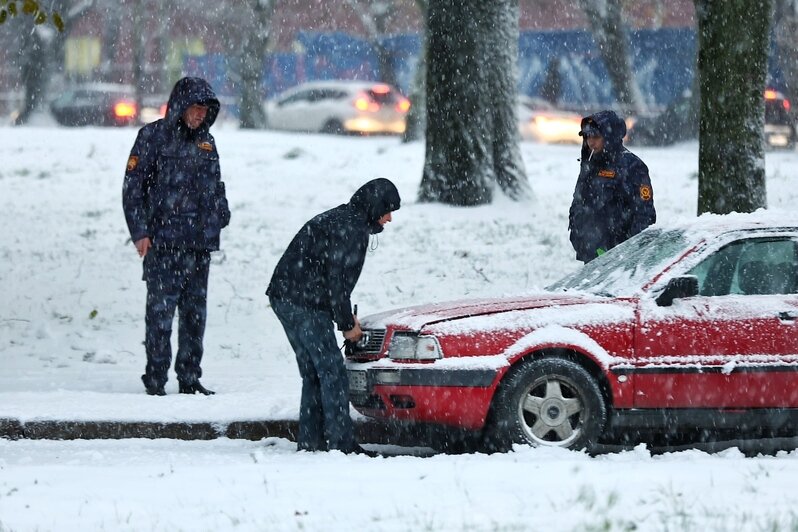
left=360, top=292, right=623, bottom=332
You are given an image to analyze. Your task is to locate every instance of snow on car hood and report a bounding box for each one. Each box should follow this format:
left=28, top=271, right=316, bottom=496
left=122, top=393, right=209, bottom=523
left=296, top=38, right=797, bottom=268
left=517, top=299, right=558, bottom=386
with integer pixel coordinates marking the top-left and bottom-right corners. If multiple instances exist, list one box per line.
left=361, top=291, right=634, bottom=332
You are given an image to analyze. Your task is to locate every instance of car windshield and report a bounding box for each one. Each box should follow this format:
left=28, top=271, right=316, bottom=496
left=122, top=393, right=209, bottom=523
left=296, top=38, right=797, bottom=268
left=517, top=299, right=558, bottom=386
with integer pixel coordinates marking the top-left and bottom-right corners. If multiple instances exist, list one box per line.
left=547, top=229, right=690, bottom=296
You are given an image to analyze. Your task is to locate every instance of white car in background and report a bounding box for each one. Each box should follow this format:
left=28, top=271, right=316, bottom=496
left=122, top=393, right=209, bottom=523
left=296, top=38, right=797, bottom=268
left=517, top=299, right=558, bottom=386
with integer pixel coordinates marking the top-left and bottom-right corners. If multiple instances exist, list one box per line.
left=264, top=80, right=410, bottom=135
left=517, top=96, right=583, bottom=144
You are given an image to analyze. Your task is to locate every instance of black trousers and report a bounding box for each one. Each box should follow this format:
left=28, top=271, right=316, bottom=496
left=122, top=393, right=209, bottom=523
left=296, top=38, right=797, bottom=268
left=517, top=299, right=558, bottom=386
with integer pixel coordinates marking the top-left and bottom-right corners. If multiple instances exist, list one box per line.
left=270, top=297, right=357, bottom=453
left=142, top=247, right=211, bottom=388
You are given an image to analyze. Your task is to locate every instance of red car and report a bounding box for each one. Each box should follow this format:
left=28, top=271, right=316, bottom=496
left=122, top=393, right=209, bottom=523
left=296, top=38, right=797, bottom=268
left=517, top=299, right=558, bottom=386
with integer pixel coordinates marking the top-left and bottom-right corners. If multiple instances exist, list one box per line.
left=346, top=212, right=798, bottom=451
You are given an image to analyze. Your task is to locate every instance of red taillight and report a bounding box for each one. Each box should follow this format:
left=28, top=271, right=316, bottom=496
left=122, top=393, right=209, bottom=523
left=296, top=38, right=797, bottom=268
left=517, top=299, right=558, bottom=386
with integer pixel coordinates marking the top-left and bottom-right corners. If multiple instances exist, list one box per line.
left=371, top=84, right=391, bottom=94
left=159, top=104, right=167, bottom=117
left=784, top=98, right=791, bottom=111
left=114, top=101, right=137, bottom=119
left=396, top=97, right=411, bottom=113
left=354, top=94, right=380, bottom=113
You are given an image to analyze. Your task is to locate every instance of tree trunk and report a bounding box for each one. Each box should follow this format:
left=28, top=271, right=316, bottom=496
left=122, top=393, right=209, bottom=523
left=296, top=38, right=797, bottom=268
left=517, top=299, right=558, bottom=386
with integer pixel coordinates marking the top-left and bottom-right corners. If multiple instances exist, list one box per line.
left=343, top=1, right=399, bottom=88
left=774, top=0, right=798, bottom=107
left=132, top=0, right=144, bottom=114
left=695, top=0, right=771, bottom=214
left=14, top=27, right=46, bottom=125
left=539, top=59, right=562, bottom=105
left=373, top=8, right=397, bottom=88
left=14, top=0, right=94, bottom=126
left=485, top=0, right=528, bottom=201
left=419, top=0, right=529, bottom=205
left=578, top=0, right=643, bottom=115
left=238, top=0, right=276, bottom=129
left=402, top=0, right=427, bottom=143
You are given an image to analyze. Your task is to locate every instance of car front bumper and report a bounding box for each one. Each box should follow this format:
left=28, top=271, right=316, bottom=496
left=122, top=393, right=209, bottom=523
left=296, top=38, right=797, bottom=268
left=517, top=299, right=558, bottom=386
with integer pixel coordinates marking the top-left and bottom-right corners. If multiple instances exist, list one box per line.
left=764, top=124, right=795, bottom=148
left=344, top=116, right=406, bottom=134
left=346, top=358, right=506, bottom=430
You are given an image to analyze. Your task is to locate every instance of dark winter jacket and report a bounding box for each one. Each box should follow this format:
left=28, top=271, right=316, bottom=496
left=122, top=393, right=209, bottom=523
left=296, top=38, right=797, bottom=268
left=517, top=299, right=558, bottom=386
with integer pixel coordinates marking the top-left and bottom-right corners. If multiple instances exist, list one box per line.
left=568, top=110, right=656, bottom=263
left=122, top=77, right=230, bottom=251
left=266, top=179, right=401, bottom=331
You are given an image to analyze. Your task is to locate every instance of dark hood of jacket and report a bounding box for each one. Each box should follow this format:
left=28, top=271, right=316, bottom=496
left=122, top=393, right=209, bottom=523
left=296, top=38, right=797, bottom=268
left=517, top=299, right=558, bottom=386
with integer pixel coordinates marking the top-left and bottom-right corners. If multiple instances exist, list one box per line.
left=164, top=77, right=220, bottom=132
left=349, top=178, right=401, bottom=234
left=266, top=179, right=400, bottom=331
left=580, top=110, right=627, bottom=162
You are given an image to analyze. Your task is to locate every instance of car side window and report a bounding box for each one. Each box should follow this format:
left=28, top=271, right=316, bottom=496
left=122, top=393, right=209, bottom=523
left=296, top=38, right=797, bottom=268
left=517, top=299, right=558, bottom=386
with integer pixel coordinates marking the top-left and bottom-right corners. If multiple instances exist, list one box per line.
left=278, top=91, right=310, bottom=106
left=314, top=89, right=339, bottom=101
left=688, top=238, right=798, bottom=296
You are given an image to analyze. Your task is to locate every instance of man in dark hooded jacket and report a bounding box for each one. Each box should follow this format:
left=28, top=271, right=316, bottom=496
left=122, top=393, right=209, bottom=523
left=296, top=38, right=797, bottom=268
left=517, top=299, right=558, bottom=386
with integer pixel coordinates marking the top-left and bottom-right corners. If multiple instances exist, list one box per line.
left=123, top=77, right=231, bottom=396
left=267, top=178, right=401, bottom=454
left=568, top=110, right=656, bottom=263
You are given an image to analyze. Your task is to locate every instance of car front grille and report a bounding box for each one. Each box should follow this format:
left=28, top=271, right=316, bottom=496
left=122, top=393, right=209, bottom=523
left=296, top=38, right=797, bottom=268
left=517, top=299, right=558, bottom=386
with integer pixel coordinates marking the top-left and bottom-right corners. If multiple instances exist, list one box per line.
left=351, top=329, right=386, bottom=357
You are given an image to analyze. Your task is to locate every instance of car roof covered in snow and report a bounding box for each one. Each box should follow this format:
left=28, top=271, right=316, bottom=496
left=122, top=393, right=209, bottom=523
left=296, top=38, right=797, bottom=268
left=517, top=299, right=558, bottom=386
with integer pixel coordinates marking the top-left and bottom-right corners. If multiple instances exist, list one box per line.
left=655, top=209, right=798, bottom=239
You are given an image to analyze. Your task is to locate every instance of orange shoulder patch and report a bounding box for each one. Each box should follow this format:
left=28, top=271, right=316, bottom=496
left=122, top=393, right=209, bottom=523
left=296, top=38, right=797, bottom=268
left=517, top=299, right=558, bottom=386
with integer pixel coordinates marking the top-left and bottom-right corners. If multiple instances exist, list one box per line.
left=598, top=169, right=616, bottom=178
left=198, top=142, right=213, bottom=152
left=126, top=155, right=139, bottom=172
left=640, top=184, right=653, bottom=201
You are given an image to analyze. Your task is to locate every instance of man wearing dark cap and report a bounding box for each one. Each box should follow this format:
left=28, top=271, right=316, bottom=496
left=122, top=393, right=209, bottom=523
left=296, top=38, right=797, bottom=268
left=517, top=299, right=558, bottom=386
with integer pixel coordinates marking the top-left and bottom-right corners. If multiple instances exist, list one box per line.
left=569, top=110, right=656, bottom=263
left=123, top=77, right=231, bottom=396
left=267, top=178, right=401, bottom=455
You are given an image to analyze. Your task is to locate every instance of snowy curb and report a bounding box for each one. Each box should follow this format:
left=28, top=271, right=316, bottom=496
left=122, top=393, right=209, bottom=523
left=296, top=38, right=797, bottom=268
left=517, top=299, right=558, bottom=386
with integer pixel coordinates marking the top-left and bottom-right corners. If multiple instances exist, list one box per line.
left=0, top=417, right=426, bottom=445
left=0, top=418, right=296, bottom=441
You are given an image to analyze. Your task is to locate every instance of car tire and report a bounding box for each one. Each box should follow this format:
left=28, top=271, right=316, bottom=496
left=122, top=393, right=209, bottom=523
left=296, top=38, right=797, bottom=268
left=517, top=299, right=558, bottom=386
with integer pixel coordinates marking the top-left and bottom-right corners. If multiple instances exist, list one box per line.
left=483, top=357, right=607, bottom=452
left=321, top=119, right=344, bottom=135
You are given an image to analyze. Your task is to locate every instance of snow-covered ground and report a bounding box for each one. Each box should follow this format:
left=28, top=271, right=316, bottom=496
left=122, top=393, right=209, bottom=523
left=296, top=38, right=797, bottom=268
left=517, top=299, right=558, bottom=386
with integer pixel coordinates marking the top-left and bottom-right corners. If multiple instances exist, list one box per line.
left=2, top=124, right=798, bottom=531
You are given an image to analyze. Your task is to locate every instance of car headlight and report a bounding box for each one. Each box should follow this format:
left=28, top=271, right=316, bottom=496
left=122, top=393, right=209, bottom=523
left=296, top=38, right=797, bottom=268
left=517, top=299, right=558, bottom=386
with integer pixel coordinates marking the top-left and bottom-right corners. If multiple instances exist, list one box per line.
left=388, top=332, right=442, bottom=360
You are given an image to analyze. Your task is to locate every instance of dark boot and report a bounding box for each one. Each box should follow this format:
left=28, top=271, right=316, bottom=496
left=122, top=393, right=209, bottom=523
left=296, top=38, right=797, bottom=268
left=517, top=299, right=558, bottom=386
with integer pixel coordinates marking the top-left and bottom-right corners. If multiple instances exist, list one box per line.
left=179, top=381, right=215, bottom=395
left=145, top=384, right=166, bottom=396
left=142, top=375, right=166, bottom=396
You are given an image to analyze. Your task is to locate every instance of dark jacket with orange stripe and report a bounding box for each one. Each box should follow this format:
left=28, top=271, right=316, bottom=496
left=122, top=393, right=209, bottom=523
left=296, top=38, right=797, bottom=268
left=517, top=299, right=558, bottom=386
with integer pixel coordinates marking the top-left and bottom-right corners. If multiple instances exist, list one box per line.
left=123, top=77, right=230, bottom=251
left=568, top=110, right=656, bottom=263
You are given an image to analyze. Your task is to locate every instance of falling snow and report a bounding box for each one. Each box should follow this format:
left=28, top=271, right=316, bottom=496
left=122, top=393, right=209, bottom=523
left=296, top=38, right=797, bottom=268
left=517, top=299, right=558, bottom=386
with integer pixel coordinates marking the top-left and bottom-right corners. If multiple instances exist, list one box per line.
left=1, top=124, right=798, bottom=530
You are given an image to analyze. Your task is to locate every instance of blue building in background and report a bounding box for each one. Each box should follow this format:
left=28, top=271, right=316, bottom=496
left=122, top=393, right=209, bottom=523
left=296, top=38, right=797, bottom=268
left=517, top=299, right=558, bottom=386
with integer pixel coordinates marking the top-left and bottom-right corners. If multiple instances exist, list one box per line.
left=184, top=27, right=786, bottom=119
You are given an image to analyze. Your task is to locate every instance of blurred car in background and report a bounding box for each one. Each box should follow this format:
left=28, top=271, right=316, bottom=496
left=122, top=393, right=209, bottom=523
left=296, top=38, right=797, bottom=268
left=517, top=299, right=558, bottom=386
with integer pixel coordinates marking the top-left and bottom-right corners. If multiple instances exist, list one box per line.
left=764, top=89, right=796, bottom=149
left=139, top=94, right=168, bottom=124
left=627, top=89, right=796, bottom=149
left=264, top=80, right=410, bottom=135
left=517, top=96, right=583, bottom=144
left=50, top=83, right=138, bottom=127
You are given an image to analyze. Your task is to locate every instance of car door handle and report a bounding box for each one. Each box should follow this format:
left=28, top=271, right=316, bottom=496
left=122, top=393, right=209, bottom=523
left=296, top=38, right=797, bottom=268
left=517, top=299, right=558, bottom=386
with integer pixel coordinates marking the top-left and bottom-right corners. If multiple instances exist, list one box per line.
left=778, top=311, right=798, bottom=321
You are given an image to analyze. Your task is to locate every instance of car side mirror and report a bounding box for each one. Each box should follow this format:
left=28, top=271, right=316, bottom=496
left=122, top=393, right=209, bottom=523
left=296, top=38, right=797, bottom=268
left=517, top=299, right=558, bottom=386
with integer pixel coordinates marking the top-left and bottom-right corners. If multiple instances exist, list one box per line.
left=655, top=275, right=699, bottom=307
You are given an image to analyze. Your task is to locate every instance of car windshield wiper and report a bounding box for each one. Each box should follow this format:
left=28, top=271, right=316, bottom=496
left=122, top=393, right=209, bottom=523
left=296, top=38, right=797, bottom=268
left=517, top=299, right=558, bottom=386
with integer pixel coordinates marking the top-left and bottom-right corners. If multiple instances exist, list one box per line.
left=592, top=291, right=614, bottom=298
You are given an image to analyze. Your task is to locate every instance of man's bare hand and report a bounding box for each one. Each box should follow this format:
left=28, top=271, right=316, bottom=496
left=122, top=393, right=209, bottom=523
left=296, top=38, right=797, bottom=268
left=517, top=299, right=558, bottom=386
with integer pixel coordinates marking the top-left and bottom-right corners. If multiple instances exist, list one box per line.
left=135, top=237, right=152, bottom=258
left=343, top=316, right=362, bottom=343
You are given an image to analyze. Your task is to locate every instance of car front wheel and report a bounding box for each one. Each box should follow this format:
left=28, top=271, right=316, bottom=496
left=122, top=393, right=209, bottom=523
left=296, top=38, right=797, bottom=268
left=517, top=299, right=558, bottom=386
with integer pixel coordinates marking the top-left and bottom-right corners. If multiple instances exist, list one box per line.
left=485, top=358, right=607, bottom=451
